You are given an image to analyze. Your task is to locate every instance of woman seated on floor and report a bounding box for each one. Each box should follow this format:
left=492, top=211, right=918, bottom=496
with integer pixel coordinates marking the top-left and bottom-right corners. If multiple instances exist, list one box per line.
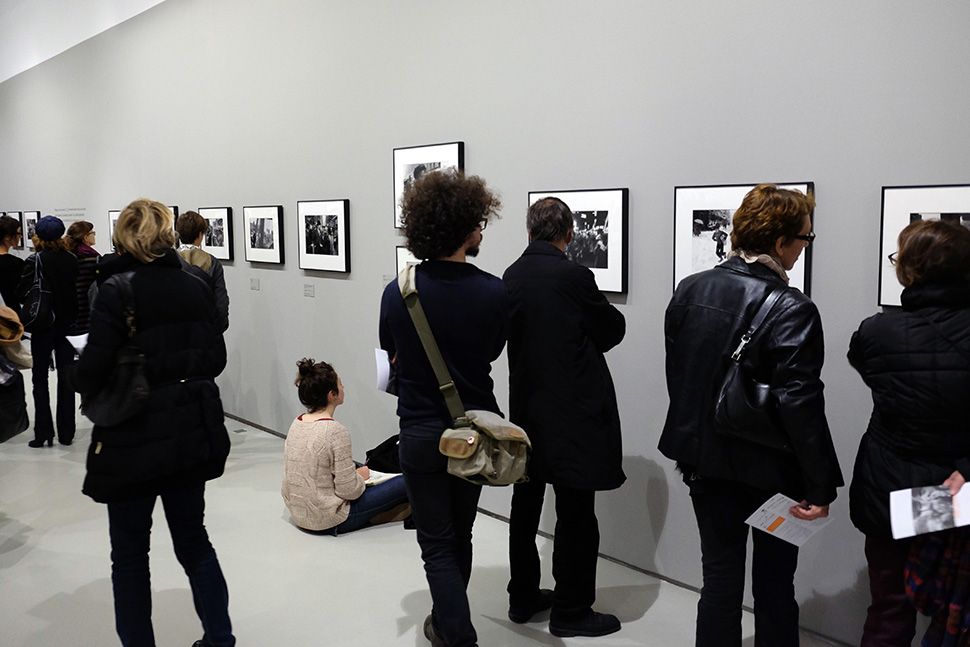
left=282, top=358, right=410, bottom=535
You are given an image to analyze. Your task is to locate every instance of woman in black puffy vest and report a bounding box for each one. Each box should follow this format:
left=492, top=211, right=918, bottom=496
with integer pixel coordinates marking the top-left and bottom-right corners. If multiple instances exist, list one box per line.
left=849, top=219, right=970, bottom=646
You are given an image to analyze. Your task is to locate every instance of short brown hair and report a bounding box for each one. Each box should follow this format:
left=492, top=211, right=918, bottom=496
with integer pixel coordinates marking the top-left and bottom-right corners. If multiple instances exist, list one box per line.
left=895, top=220, right=970, bottom=288
left=65, top=221, right=94, bottom=253
left=527, top=197, right=573, bottom=242
left=176, top=211, right=208, bottom=245
left=402, top=171, right=500, bottom=259
left=114, top=199, right=178, bottom=263
left=0, top=215, right=21, bottom=247
left=730, top=184, right=814, bottom=255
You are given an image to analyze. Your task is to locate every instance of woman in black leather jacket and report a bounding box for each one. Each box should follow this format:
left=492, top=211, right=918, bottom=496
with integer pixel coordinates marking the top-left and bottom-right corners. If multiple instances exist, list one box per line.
left=848, top=220, right=970, bottom=646
left=660, top=184, right=843, bottom=647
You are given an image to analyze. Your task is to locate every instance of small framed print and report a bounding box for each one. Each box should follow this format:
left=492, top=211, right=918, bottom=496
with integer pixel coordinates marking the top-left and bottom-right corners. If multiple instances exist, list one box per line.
left=5, top=212, right=23, bottom=248
left=169, top=205, right=179, bottom=221
left=393, top=141, right=464, bottom=228
left=673, top=182, right=814, bottom=295
left=879, top=184, right=970, bottom=306
left=297, top=199, right=350, bottom=273
left=396, top=245, right=420, bottom=275
left=244, top=205, right=284, bottom=264
left=107, top=210, right=121, bottom=251
left=528, top=188, right=629, bottom=293
left=198, top=207, right=234, bottom=261
left=23, top=211, right=39, bottom=250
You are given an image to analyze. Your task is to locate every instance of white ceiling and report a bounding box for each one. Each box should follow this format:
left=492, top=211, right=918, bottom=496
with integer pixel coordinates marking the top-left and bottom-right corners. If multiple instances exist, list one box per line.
left=0, top=0, right=166, bottom=84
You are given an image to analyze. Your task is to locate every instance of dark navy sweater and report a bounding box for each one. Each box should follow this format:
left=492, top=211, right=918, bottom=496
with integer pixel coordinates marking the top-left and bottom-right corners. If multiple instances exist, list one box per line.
left=379, top=260, right=507, bottom=426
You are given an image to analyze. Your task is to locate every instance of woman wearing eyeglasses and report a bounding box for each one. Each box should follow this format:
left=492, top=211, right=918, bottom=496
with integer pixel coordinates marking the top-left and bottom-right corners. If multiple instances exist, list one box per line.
left=848, top=219, right=970, bottom=646
left=660, top=184, right=843, bottom=646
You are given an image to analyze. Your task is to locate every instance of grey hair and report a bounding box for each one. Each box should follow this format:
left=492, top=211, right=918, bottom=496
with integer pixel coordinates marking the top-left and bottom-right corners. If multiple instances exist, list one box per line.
left=527, top=197, right=574, bottom=242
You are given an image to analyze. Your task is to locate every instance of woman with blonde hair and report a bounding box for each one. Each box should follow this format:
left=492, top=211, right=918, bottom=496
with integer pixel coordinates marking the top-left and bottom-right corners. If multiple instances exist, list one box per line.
left=16, top=215, right=78, bottom=447
left=75, top=199, right=234, bottom=647
left=65, top=220, right=100, bottom=334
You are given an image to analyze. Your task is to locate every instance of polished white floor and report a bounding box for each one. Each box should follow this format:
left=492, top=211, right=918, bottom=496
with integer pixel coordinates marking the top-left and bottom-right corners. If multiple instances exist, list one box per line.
left=0, top=382, right=842, bottom=646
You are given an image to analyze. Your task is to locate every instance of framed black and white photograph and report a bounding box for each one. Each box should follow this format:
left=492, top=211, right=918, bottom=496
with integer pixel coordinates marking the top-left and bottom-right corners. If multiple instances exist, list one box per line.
left=198, top=207, right=234, bottom=261
left=297, top=199, right=350, bottom=273
left=673, top=183, right=814, bottom=295
left=107, top=210, right=121, bottom=251
left=244, top=205, right=284, bottom=264
left=879, top=184, right=970, bottom=306
left=393, top=141, right=464, bottom=228
left=6, top=212, right=23, bottom=248
left=23, top=211, right=39, bottom=250
left=528, top=188, right=629, bottom=293
left=396, top=245, right=420, bottom=275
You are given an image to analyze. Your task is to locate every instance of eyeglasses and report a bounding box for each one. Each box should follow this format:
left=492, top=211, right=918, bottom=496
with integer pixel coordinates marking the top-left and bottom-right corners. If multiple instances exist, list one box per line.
left=478, top=219, right=488, bottom=231
left=794, top=232, right=816, bottom=244
left=888, top=251, right=898, bottom=266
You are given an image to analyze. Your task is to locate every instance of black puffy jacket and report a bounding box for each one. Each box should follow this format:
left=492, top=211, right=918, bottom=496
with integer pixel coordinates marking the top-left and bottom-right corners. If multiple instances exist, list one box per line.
left=660, top=257, right=843, bottom=505
left=75, top=249, right=230, bottom=503
left=848, top=282, right=970, bottom=538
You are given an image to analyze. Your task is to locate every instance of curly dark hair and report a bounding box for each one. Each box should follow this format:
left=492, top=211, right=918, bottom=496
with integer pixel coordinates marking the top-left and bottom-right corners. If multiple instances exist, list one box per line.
left=294, top=358, right=339, bottom=412
left=401, top=171, right=501, bottom=259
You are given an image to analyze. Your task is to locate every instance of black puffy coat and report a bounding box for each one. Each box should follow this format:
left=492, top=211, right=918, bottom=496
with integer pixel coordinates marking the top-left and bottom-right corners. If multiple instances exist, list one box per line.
left=504, top=241, right=626, bottom=491
left=848, top=282, right=970, bottom=538
left=660, top=257, right=843, bottom=505
left=75, top=250, right=230, bottom=503
left=17, top=248, right=78, bottom=330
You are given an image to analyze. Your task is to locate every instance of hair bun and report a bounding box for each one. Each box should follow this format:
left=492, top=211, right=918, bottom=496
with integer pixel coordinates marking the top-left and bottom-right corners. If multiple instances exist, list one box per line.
left=296, top=358, right=316, bottom=376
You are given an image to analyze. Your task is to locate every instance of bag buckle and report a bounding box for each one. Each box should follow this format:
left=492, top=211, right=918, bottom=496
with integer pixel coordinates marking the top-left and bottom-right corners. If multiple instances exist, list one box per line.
left=730, top=334, right=751, bottom=361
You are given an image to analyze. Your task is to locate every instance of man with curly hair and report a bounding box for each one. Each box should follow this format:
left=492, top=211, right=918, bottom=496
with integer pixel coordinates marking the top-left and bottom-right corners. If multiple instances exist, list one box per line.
left=379, top=170, right=507, bottom=647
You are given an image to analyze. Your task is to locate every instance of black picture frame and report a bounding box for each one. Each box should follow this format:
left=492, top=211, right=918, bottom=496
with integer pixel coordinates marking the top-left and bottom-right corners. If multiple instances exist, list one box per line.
left=393, top=141, right=464, bottom=228
left=22, top=211, right=39, bottom=251
left=527, top=188, right=629, bottom=294
left=198, top=207, right=234, bottom=261
left=879, top=184, right=970, bottom=306
left=672, top=182, right=815, bottom=296
left=243, top=205, right=285, bottom=264
left=297, top=199, right=351, bottom=273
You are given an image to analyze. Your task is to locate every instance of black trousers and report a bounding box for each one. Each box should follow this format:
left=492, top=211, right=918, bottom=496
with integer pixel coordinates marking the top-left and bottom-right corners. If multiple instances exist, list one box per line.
left=508, top=479, right=599, bottom=620
left=29, top=327, right=76, bottom=443
left=689, top=479, right=800, bottom=647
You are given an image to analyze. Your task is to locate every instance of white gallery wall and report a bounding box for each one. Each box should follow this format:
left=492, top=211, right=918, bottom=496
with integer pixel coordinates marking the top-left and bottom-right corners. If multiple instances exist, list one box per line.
left=2, top=1, right=969, bottom=643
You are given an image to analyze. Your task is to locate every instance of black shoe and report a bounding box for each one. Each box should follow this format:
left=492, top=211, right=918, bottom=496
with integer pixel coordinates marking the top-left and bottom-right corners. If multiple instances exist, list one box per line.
left=549, top=610, right=621, bottom=638
left=508, top=588, right=554, bottom=623
left=58, top=439, right=73, bottom=446
left=423, top=614, right=445, bottom=647
left=191, top=641, right=209, bottom=647
left=28, top=438, right=53, bottom=448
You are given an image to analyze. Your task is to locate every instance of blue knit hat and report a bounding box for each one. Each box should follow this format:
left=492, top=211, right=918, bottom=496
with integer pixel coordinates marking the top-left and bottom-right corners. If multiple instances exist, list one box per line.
left=34, top=216, right=65, bottom=241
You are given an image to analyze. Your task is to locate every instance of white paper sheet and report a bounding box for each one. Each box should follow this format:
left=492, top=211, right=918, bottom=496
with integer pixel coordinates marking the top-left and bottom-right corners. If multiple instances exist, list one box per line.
left=66, top=333, right=88, bottom=353
left=364, top=469, right=399, bottom=487
left=744, top=493, right=833, bottom=547
left=890, top=484, right=970, bottom=539
left=375, top=348, right=391, bottom=392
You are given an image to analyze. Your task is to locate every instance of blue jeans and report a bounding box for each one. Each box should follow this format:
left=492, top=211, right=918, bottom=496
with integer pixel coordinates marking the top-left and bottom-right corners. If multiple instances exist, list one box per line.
left=106, top=482, right=235, bottom=647
left=333, top=474, right=410, bottom=534
left=689, top=479, right=799, bottom=647
left=29, top=327, right=76, bottom=443
left=399, top=420, right=482, bottom=647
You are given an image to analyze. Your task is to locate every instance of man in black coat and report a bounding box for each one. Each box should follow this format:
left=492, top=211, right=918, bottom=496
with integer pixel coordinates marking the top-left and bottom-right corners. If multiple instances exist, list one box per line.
left=503, top=197, right=626, bottom=638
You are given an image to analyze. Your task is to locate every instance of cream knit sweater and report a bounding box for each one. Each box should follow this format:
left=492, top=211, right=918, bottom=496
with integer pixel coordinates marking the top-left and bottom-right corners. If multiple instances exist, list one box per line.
left=281, top=417, right=366, bottom=531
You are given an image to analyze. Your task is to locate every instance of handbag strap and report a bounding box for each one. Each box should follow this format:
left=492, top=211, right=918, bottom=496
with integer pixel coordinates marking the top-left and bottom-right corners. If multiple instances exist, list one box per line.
left=397, top=264, right=468, bottom=423
left=729, top=286, right=788, bottom=361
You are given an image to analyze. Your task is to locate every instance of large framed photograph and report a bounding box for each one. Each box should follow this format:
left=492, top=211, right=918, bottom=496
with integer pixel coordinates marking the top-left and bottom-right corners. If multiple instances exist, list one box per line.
left=396, top=245, right=420, bottom=275
left=198, top=207, right=234, bottom=261
left=297, top=200, right=350, bottom=273
left=23, top=211, right=39, bottom=250
left=527, top=188, right=629, bottom=293
left=393, top=141, right=464, bottom=228
left=880, top=184, right=970, bottom=306
left=673, top=183, right=814, bottom=295
left=5, top=212, right=23, bottom=248
left=244, top=205, right=284, bottom=264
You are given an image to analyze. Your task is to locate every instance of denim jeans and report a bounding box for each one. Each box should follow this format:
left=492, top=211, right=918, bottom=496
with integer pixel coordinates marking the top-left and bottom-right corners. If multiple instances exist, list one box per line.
left=399, top=420, right=482, bottom=647
left=29, top=327, right=76, bottom=443
left=690, top=479, right=799, bottom=647
left=333, top=474, right=409, bottom=534
left=508, top=479, right=599, bottom=619
left=106, top=482, right=235, bottom=647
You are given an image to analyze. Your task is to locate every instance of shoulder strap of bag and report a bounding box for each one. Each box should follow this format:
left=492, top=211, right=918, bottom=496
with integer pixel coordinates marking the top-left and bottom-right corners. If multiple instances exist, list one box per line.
left=397, top=264, right=467, bottom=423
left=729, top=286, right=788, bottom=361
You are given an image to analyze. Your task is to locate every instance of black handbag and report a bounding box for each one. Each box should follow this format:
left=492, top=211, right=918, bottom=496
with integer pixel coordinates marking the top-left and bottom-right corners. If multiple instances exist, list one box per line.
left=365, top=434, right=402, bottom=473
left=80, top=272, right=150, bottom=427
left=713, top=286, right=794, bottom=453
left=22, top=253, right=55, bottom=333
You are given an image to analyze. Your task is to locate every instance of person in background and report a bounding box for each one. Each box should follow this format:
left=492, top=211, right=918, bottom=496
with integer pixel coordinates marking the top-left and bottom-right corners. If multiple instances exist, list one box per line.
left=282, top=358, right=410, bottom=535
left=17, top=215, right=78, bottom=448
left=176, top=211, right=229, bottom=332
left=849, top=220, right=970, bottom=646
left=65, top=220, right=101, bottom=334
left=503, top=197, right=626, bottom=638
left=0, top=215, right=25, bottom=315
left=660, top=184, right=843, bottom=646
left=379, top=170, right=506, bottom=647
left=74, top=199, right=234, bottom=647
